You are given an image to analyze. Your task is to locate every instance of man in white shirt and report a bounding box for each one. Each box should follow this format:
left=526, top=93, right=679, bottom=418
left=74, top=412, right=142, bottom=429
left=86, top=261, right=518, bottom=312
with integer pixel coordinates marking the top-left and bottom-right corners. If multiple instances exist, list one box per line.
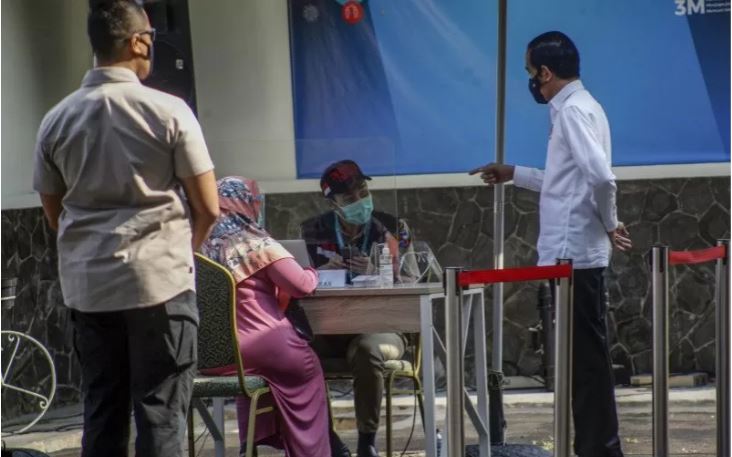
left=470, top=31, right=631, bottom=457
left=33, top=1, right=218, bottom=455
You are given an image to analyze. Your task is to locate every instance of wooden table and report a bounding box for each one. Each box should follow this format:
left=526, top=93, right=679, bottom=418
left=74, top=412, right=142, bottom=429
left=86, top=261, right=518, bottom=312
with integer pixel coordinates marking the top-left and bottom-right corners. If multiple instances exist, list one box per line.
left=301, top=283, right=490, bottom=457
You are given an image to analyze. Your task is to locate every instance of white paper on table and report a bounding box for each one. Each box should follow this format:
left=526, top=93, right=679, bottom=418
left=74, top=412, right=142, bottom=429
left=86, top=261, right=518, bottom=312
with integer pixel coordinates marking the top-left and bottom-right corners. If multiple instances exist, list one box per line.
left=317, top=269, right=347, bottom=289
left=351, top=275, right=382, bottom=288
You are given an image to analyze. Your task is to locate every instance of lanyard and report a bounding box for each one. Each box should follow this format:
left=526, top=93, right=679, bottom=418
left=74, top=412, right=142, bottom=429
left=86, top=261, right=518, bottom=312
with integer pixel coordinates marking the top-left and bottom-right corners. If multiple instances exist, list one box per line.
left=334, top=213, right=371, bottom=255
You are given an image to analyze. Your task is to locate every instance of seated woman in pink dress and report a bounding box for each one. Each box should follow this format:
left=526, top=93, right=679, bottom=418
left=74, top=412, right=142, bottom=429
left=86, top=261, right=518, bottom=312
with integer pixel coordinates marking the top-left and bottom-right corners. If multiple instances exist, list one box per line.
left=200, top=177, right=347, bottom=457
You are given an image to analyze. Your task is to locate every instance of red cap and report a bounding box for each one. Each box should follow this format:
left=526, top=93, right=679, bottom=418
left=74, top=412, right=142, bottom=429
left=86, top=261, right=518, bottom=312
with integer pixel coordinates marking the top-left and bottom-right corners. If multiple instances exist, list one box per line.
left=320, top=160, right=372, bottom=198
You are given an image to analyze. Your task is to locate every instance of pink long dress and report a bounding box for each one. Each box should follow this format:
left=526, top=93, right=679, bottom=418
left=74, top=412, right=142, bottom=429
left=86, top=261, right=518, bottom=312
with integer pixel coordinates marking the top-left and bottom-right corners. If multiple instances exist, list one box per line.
left=203, top=257, right=330, bottom=456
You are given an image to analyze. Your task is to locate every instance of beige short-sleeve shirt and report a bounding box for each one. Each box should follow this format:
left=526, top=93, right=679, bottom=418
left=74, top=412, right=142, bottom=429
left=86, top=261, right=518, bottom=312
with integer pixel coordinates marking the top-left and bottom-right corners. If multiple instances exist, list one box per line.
left=33, top=67, right=214, bottom=312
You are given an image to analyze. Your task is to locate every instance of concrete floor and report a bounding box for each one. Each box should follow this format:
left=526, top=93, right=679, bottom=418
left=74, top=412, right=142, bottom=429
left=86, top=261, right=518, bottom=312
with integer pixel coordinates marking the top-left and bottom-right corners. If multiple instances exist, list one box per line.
left=2, top=386, right=719, bottom=457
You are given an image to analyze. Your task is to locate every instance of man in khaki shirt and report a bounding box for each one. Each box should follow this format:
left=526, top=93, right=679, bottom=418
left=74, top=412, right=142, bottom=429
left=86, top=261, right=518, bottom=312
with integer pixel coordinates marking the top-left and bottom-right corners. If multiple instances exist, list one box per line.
left=33, top=2, right=218, bottom=455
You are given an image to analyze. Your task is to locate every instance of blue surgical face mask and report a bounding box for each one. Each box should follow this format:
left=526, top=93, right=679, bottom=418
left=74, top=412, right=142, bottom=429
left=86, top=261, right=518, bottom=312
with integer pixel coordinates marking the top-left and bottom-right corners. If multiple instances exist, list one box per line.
left=338, top=194, right=373, bottom=226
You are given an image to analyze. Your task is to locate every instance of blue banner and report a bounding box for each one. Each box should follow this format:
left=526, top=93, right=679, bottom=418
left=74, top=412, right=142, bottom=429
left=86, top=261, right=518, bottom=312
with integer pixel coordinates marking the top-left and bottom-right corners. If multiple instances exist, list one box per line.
left=289, top=0, right=730, bottom=177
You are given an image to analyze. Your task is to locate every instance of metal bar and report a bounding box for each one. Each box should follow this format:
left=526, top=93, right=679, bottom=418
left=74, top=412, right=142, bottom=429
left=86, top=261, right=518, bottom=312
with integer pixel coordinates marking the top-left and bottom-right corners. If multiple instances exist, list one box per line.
left=421, top=294, right=438, bottom=457
left=716, top=240, right=730, bottom=457
left=1, top=332, right=22, bottom=383
left=491, top=2, right=508, bottom=447
left=246, top=391, right=264, bottom=457
left=553, top=259, right=573, bottom=457
left=445, top=267, right=465, bottom=457
left=651, top=246, right=670, bottom=457
left=495, top=0, right=507, bottom=166
left=463, top=292, right=473, bottom=355
left=492, top=0, right=508, bottom=371
left=192, top=399, right=224, bottom=442
left=472, top=289, right=491, bottom=457
left=0, top=383, right=51, bottom=402
left=432, top=326, right=489, bottom=436
left=213, top=398, right=226, bottom=457
left=492, top=193, right=505, bottom=373
left=386, top=373, right=395, bottom=457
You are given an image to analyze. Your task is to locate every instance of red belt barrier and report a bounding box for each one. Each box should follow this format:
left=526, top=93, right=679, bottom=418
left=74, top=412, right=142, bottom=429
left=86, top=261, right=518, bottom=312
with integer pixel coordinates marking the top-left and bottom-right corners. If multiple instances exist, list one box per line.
left=669, top=245, right=726, bottom=266
left=458, top=264, right=572, bottom=287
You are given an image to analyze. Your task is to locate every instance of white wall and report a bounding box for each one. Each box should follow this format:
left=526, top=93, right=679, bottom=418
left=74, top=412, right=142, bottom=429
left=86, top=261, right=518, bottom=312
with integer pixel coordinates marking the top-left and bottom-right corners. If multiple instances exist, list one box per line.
left=189, top=0, right=300, bottom=190
left=1, top=0, right=91, bottom=209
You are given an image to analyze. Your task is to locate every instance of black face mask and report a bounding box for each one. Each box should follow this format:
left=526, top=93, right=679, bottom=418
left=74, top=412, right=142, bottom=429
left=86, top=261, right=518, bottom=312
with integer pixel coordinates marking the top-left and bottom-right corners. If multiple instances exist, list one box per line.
left=528, top=75, right=548, bottom=104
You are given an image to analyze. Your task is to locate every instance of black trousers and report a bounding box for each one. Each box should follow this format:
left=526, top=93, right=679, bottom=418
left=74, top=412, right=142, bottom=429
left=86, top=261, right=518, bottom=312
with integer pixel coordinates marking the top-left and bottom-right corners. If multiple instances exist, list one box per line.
left=569, top=268, right=624, bottom=457
left=71, top=291, right=198, bottom=457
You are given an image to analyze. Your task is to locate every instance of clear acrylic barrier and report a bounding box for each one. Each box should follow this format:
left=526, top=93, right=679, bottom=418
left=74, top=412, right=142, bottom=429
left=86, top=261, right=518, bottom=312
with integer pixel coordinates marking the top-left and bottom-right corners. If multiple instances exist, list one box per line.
left=296, top=138, right=395, bottom=287
left=392, top=240, right=443, bottom=284
left=290, top=138, right=441, bottom=288
left=198, top=135, right=443, bottom=288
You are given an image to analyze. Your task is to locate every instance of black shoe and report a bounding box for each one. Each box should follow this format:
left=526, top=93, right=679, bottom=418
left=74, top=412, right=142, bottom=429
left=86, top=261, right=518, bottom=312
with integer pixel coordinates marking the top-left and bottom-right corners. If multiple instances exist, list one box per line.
left=332, top=440, right=352, bottom=457
left=356, top=445, right=378, bottom=457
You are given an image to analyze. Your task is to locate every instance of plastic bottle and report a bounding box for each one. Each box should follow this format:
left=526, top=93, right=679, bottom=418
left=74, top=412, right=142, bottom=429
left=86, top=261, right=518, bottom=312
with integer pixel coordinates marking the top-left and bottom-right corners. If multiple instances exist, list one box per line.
left=436, top=428, right=442, bottom=457
left=379, top=244, right=394, bottom=287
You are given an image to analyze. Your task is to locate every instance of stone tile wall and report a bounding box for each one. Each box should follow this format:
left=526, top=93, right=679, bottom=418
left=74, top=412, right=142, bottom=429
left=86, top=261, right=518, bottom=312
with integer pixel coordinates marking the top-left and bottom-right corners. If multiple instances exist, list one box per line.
left=1, top=209, right=79, bottom=418
left=265, top=177, right=730, bottom=378
left=1, top=177, right=728, bottom=412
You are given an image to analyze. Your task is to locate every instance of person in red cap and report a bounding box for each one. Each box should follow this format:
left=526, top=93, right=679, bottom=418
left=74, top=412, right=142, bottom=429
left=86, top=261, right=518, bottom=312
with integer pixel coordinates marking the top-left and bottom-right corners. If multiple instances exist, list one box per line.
left=300, top=160, right=410, bottom=457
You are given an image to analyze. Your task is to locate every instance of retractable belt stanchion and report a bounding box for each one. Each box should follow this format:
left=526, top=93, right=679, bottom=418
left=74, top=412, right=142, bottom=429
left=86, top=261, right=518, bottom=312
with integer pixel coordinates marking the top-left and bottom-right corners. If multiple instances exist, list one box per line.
left=650, top=242, right=729, bottom=457
left=553, top=259, right=573, bottom=457
left=651, top=246, right=670, bottom=457
left=445, top=267, right=466, bottom=457
left=715, top=240, right=730, bottom=457
left=457, top=262, right=573, bottom=457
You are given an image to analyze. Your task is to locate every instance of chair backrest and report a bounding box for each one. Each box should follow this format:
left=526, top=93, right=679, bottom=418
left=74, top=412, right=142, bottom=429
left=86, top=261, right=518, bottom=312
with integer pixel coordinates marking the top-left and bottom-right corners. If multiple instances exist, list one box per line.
left=193, top=253, right=242, bottom=373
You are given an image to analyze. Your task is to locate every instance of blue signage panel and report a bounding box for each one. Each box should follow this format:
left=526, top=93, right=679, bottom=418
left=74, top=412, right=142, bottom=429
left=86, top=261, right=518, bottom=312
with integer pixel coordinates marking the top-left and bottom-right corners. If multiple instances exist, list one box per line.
left=289, top=0, right=730, bottom=177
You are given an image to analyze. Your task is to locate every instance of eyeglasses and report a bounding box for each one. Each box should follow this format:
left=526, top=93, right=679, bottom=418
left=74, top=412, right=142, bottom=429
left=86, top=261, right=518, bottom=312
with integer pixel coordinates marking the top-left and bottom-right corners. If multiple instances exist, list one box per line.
left=134, top=28, right=157, bottom=42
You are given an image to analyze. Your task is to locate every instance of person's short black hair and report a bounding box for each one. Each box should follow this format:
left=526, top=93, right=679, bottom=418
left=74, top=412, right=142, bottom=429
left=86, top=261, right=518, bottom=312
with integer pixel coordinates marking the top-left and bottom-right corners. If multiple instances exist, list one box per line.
left=527, top=31, right=580, bottom=79
left=87, top=0, right=147, bottom=62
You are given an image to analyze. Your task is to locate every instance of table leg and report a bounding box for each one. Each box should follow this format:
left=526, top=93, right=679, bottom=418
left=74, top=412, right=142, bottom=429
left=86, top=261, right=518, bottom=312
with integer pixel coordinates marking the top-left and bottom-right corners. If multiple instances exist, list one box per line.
left=213, top=398, right=226, bottom=457
left=472, top=290, right=491, bottom=457
left=421, top=294, right=438, bottom=457
left=462, top=291, right=473, bottom=357
left=433, top=325, right=489, bottom=437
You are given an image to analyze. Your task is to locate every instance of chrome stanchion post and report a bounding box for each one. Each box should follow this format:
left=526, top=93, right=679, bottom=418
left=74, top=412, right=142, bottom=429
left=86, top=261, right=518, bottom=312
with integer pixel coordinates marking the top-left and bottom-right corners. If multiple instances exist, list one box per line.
left=491, top=0, right=509, bottom=447
left=651, top=245, right=670, bottom=457
left=716, top=240, right=730, bottom=457
left=553, top=259, right=573, bottom=457
left=445, top=267, right=465, bottom=457
left=492, top=0, right=508, bottom=376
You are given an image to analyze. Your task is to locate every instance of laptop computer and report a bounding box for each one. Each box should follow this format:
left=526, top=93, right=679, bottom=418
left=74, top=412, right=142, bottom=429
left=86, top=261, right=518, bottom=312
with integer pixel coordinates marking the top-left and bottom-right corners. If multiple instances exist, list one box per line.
left=280, top=239, right=313, bottom=268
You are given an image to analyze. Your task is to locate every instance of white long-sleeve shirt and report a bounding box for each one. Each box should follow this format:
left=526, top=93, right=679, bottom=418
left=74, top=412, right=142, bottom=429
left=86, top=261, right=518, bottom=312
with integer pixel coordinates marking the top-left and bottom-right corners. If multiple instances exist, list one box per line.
left=513, top=80, right=618, bottom=269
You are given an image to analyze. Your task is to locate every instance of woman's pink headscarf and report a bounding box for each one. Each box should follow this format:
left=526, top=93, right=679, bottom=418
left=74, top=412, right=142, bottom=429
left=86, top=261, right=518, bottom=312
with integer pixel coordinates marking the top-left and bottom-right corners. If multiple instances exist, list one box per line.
left=200, top=177, right=292, bottom=285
